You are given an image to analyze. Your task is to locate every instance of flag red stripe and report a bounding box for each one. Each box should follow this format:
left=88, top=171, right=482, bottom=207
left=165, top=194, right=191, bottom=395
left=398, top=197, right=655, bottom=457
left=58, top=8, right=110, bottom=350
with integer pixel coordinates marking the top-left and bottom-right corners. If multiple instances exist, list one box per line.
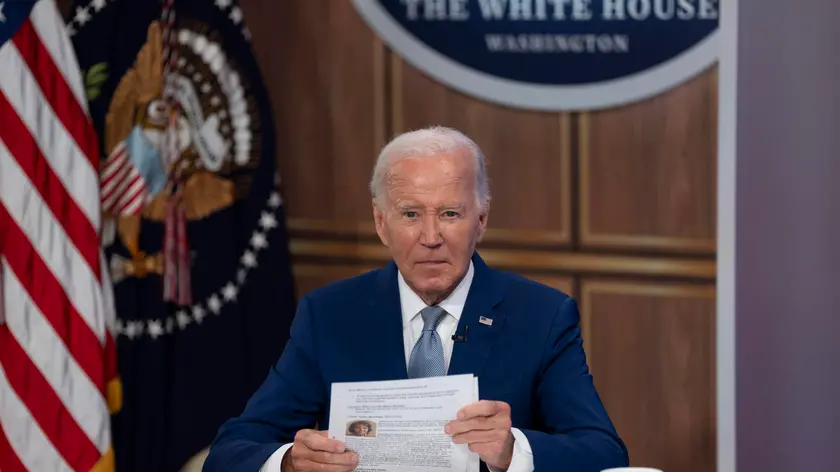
left=0, top=426, right=27, bottom=472
left=0, top=204, right=106, bottom=396
left=101, top=163, right=134, bottom=207
left=107, top=170, right=139, bottom=210
left=103, top=333, right=118, bottom=383
left=102, top=148, right=128, bottom=189
left=116, top=176, right=146, bottom=213
left=0, top=195, right=7, bottom=255
left=116, top=172, right=143, bottom=206
left=118, top=193, right=145, bottom=217
left=102, top=159, right=127, bottom=190
left=0, top=327, right=100, bottom=471
left=0, top=92, right=101, bottom=283
left=11, top=20, right=99, bottom=172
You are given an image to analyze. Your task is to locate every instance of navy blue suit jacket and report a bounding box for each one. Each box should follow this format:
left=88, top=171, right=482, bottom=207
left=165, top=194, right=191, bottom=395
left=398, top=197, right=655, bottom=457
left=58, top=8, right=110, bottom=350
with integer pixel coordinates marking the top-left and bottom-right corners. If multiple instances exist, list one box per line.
left=204, top=253, right=628, bottom=471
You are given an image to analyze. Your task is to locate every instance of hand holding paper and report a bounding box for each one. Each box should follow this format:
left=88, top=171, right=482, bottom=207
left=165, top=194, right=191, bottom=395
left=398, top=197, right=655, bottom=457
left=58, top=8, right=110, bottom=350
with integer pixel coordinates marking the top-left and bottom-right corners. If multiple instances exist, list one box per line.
left=445, top=400, right=515, bottom=470
left=282, top=430, right=358, bottom=472
left=327, top=374, right=480, bottom=472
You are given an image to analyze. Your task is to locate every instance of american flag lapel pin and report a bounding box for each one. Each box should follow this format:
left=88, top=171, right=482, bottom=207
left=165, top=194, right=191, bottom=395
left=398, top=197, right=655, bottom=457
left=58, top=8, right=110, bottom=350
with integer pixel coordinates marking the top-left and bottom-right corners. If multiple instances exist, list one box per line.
left=479, top=316, right=493, bottom=326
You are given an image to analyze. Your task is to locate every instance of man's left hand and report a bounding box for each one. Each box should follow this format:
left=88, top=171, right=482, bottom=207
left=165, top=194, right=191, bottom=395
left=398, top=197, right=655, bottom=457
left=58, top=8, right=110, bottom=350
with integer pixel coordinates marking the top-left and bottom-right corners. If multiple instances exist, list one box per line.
left=445, top=400, right=514, bottom=470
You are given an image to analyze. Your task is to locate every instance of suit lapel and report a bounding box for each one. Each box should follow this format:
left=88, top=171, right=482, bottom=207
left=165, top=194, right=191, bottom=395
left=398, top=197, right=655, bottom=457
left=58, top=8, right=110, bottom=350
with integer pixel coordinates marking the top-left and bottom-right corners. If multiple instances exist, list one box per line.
left=447, top=253, right=506, bottom=377
left=365, top=261, right=409, bottom=381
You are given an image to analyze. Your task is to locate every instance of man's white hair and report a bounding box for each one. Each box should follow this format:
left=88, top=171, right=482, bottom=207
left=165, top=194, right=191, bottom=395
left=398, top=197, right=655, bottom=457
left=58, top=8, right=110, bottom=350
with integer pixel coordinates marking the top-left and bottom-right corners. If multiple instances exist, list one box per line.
left=370, top=126, right=490, bottom=211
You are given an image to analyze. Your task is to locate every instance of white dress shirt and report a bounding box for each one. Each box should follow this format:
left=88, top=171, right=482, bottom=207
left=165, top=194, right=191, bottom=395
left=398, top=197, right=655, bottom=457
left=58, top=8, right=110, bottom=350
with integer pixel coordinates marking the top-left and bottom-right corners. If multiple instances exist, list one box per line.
left=260, top=261, right=533, bottom=471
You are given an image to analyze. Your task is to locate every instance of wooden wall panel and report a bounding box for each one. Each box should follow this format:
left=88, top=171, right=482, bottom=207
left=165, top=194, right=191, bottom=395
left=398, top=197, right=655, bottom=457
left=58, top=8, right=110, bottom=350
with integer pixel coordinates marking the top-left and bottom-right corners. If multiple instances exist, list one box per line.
left=582, top=281, right=716, bottom=472
left=293, top=261, right=575, bottom=299
left=580, top=69, right=718, bottom=253
left=293, top=264, right=379, bottom=298
left=527, top=276, right=575, bottom=299
left=392, top=59, right=572, bottom=246
left=243, top=0, right=383, bottom=224
left=290, top=241, right=715, bottom=281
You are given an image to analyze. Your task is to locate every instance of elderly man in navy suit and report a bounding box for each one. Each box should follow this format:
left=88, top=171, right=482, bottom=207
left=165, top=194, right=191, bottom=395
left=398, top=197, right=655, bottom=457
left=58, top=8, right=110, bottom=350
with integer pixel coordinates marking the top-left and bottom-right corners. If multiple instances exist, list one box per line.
left=204, top=126, right=628, bottom=472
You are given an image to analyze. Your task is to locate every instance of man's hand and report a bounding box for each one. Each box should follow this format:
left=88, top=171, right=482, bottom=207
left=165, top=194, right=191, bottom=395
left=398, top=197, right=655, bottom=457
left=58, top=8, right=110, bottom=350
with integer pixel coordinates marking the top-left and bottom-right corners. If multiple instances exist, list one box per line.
left=281, top=430, right=359, bottom=472
left=445, top=400, right=515, bottom=470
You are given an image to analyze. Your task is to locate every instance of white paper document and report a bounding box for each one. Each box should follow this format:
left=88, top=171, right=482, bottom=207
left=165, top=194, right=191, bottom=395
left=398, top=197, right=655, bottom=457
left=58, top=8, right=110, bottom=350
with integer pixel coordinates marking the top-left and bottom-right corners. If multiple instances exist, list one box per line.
left=328, top=374, right=480, bottom=472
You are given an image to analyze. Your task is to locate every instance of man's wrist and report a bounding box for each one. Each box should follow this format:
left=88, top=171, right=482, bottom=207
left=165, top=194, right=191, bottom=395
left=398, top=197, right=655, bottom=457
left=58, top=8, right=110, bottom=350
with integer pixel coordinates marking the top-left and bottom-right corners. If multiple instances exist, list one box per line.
left=280, top=446, right=293, bottom=472
left=499, top=432, right=515, bottom=469
left=487, top=428, right=534, bottom=472
left=260, top=443, right=293, bottom=472
left=484, top=432, right=514, bottom=471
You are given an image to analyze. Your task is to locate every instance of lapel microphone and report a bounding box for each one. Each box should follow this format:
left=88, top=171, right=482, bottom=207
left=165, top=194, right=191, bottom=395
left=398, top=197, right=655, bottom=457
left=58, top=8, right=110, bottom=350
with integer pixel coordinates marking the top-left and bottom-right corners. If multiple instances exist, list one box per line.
left=451, top=325, right=469, bottom=343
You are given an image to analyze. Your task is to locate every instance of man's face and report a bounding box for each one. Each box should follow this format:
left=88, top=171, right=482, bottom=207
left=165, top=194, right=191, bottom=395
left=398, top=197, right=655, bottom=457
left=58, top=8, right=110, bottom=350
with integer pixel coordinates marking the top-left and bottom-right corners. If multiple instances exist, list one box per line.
left=373, top=151, right=488, bottom=304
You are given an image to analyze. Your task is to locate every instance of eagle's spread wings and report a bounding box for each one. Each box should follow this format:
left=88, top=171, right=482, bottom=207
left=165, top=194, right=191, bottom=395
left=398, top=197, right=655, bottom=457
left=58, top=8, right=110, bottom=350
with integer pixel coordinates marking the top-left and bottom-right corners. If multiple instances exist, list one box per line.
left=135, top=22, right=163, bottom=104
left=104, top=21, right=163, bottom=155
left=105, top=70, right=138, bottom=156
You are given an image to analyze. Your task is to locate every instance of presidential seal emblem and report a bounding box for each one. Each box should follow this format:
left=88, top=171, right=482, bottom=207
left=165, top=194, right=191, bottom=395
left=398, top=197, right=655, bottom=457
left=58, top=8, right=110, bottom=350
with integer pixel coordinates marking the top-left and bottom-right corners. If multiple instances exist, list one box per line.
left=352, top=0, right=720, bottom=111
left=68, top=0, right=293, bottom=342
left=99, top=19, right=256, bottom=306
left=68, top=1, right=297, bottom=470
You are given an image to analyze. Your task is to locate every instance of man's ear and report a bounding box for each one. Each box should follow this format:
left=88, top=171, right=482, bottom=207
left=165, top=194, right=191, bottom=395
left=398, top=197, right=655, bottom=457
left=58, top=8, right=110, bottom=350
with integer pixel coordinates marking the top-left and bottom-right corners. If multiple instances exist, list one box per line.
left=476, top=208, right=489, bottom=243
left=372, top=199, right=390, bottom=247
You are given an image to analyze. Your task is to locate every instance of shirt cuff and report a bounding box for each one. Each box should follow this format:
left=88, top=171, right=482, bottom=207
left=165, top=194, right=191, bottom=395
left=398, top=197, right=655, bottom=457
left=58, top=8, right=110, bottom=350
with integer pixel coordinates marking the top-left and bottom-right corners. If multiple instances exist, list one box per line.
left=487, top=428, right=533, bottom=472
left=259, top=443, right=294, bottom=472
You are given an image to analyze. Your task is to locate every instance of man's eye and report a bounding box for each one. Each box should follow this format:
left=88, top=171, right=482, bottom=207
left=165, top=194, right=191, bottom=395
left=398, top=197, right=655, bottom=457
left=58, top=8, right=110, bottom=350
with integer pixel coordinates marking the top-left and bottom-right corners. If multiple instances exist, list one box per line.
left=443, top=211, right=459, bottom=218
left=404, top=211, right=418, bottom=218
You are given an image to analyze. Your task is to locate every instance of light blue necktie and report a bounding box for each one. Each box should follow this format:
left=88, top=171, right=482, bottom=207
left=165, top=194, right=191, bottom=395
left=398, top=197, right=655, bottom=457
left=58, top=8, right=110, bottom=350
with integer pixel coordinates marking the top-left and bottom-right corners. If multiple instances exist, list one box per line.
left=407, top=306, right=447, bottom=378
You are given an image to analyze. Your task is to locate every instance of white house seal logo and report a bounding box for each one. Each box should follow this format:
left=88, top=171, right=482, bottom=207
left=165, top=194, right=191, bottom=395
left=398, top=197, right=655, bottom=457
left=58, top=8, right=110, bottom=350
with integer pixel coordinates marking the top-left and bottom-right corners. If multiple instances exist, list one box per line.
left=352, top=0, right=720, bottom=110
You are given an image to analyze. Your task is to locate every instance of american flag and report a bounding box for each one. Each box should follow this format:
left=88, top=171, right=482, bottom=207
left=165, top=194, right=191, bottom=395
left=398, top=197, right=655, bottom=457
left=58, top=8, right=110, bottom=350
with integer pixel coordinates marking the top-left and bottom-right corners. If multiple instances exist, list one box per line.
left=0, top=0, right=120, bottom=471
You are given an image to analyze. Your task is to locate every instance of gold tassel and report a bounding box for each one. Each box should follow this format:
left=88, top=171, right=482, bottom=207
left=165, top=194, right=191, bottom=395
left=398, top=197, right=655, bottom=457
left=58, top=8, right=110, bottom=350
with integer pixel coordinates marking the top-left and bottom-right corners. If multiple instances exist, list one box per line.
left=106, top=376, right=123, bottom=414
left=90, top=447, right=115, bottom=472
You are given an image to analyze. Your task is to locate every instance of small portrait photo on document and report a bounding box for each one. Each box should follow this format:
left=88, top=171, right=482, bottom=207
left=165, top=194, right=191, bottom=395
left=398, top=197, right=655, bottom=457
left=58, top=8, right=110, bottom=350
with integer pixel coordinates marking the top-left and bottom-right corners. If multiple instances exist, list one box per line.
left=346, top=419, right=376, bottom=438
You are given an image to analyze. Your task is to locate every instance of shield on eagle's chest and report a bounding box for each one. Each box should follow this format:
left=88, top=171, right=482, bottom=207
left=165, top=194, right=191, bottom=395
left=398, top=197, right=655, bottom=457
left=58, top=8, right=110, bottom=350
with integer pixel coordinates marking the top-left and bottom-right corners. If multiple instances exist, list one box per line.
left=68, top=1, right=297, bottom=470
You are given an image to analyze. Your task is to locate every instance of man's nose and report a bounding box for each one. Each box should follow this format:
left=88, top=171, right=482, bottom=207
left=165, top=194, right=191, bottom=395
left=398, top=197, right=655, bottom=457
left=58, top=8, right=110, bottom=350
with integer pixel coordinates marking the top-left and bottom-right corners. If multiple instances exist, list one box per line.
left=419, top=216, right=442, bottom=247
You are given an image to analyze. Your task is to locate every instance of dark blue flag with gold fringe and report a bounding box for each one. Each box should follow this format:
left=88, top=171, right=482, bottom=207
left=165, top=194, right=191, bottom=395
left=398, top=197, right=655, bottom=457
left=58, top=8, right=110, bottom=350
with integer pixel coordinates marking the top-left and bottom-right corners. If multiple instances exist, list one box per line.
left=67, top=0, right=297, bottom=470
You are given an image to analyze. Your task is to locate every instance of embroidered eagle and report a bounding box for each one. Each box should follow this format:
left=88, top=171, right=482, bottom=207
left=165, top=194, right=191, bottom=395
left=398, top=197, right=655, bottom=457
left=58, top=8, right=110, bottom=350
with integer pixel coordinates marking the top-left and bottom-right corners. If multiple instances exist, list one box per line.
left=102, top=21, right=234, bottom=261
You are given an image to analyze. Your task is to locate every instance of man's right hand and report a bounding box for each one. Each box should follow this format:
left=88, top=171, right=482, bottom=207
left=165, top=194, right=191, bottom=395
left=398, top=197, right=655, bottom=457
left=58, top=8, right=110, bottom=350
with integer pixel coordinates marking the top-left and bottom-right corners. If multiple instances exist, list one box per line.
left=281, top=429, right=359, bottom=472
